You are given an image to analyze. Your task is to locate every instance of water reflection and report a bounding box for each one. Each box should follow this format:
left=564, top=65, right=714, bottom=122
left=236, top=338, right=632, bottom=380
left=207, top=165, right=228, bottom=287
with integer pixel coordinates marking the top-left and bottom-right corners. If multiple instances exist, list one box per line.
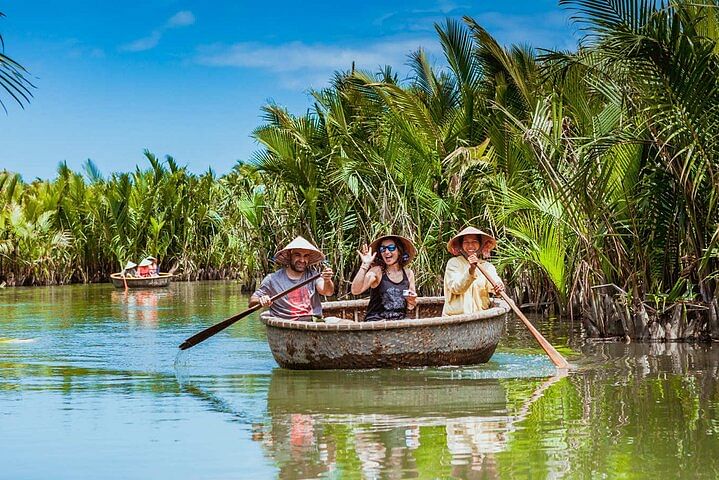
left=252, top=369, right=565, bottom=479
left=111, top=289, right=171, bottom=326
left=4, top=282, right=719, bottom=479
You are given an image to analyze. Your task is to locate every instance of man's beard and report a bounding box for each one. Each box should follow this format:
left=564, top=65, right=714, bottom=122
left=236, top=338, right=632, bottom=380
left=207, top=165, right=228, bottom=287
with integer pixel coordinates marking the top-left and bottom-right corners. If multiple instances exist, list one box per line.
left=290, top=262, right=306, bottom=273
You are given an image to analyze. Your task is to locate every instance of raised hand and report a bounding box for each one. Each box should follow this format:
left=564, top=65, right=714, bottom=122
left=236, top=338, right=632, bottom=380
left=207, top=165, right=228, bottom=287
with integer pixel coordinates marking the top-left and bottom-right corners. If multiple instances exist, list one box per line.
left=357, top=243, right=376, bottom=267
left=321, top=266, right=333, bottom=280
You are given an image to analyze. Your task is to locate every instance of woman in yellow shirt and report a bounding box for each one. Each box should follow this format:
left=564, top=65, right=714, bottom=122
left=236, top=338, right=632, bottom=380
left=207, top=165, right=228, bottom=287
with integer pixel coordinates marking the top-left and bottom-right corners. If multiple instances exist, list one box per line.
left=443, top=226, right=505, bottom=316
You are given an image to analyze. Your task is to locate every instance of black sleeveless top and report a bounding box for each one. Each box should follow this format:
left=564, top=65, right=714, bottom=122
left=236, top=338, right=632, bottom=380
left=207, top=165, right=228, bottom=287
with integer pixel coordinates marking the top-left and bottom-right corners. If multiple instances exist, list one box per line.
left=364, top=268, right=410, bottom=321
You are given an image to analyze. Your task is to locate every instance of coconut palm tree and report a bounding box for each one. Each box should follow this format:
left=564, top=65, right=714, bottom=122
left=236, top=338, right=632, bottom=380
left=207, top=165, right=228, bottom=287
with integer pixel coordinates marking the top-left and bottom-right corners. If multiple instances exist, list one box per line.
left=0, top=12, right=33, bottom=112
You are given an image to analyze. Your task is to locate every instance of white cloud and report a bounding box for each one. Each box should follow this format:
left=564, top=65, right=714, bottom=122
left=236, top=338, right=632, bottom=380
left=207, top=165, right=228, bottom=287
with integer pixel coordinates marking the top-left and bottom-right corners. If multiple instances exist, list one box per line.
left=197, top=38, right=440, bottom=71
left=369, top=7, right=576, bottom=51
left=121, top=31, right=162, bottom=52
left=411, top=1, right=468, bottom=15
left=474, top=11, right=577, bottom=50
left=120, top=10, right=195, bottom=53
left=195, top=37, right=444, bottom=89
left=167, top=11, right=195, bottom=28
left=58, top=39, right=106, bottom=59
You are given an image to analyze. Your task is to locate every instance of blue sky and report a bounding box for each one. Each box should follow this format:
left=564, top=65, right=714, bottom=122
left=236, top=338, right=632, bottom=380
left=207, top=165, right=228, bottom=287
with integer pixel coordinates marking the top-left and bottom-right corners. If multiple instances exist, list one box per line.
left=1, top=1, right=578, bottom=181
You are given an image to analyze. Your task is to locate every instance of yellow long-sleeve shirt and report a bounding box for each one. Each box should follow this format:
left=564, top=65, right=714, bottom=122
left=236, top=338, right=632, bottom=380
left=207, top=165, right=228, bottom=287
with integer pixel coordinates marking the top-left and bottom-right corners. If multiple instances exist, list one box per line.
left=442, top=255, right=502, bottom=316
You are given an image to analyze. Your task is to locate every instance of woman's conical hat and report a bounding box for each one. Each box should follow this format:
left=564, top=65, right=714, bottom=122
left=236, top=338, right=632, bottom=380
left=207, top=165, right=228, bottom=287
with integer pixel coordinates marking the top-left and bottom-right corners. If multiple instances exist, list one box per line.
left=368, top=235, right=417, bottom=262
left=274, top=236, right=325, bottom=266
left=124, top=261, right=137, bottom=270
left=447, top=226, right=497, bottom=255
left=138, top=258, right=152, bottom=267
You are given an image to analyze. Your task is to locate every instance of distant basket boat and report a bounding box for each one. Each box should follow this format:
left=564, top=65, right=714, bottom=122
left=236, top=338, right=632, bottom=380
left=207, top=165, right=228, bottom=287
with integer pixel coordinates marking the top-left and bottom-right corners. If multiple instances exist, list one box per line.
left=110, top=272, right=174, bottom=289
left=260, top=296, right=510, bottom=370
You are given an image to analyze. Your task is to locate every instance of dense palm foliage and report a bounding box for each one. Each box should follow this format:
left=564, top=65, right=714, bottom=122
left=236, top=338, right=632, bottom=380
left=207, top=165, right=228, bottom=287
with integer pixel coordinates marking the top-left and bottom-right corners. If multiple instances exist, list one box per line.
left=0, top=155, right=261, bottom=286
left=3, top=1, right=719, bottom=338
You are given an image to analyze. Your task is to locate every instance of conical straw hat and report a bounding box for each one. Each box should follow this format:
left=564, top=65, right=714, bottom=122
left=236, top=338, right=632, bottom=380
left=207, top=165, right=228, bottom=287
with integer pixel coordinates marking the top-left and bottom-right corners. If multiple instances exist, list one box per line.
left=138, top=258, right=152, bottom=267
left=447, top=226, right=497, bottom=255
left=274, top=236, right=325, bottom=266
left=124, top=261, right=137, bottom=270
left=368, top=234, right=417, bottom=262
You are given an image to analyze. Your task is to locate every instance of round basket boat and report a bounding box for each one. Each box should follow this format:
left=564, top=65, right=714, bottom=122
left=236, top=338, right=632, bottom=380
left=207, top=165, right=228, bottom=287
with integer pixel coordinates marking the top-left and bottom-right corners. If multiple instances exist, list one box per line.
left=260, top=296, right=510, bottom=370
left=110, top=272, right=174, bottom=289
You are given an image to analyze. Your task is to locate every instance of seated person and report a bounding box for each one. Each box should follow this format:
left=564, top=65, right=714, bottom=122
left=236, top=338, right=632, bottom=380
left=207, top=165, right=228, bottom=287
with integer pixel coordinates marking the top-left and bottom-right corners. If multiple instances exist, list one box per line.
left=443, top=226, right=504, bottom=316
left=351, top=235, right=417, bottom=321
left=137, top=258, right=152, bottom=277
left=145, top=257, right=158, bottom=276
left=123, top=261, right=137, bottom=278
left=249, top=236, right=334, bottom=321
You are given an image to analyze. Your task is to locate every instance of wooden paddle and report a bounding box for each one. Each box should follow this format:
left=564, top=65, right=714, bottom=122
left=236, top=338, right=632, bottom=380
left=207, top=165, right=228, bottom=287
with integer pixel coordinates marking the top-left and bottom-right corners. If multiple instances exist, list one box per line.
left=178, top=272, right=322, bottom=350
left=474, top=261, right=569, bottom=369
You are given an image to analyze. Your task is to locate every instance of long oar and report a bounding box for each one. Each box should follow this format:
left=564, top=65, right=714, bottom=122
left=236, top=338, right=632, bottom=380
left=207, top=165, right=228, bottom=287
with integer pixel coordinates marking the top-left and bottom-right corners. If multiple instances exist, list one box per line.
left=178, top=272, right=321, bottom=350
left=475, top=262, right=569, bottom=369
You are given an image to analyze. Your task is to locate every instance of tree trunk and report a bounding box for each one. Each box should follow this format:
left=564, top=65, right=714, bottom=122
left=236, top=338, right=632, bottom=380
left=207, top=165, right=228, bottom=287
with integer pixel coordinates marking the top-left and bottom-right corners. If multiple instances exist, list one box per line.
left=582, top=290, right=716, bottom=341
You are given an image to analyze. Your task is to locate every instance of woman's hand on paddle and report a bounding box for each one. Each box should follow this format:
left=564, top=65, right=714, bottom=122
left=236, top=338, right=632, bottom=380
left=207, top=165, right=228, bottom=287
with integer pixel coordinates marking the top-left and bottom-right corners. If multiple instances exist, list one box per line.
left=258, top=295, right=272, bottom=307
left=357, top=244, right=376, bottom=268
left=466, top=253, right=479, bottom=273
left=493, top=282, right=505, bottom=294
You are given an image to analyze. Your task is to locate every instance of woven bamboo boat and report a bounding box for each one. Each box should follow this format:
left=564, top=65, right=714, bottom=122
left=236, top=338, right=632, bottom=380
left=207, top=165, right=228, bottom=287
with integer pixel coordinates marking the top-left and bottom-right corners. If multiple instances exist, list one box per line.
left=261, top=296, right=510, bottom=369
left=110, top=272, right=174, bottom=289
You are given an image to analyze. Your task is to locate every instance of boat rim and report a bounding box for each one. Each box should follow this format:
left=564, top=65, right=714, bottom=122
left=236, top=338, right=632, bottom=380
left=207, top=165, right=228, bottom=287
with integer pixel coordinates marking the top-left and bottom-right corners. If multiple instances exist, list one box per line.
left=109, top=272, right=174, bottom=280
left=260, top=297, right=509, bottom=331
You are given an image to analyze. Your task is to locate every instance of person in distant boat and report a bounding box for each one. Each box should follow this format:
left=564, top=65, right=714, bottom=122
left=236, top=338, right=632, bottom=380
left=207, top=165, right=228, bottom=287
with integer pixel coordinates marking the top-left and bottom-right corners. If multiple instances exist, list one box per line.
left=137, top=258, right=152, bottom=277
left=145, top=257, right=159, bottom=276
left=443, top=226, right=504, bottom=316
left=123, top=261, right=137, bottom=278
left=351, top=235, right=417, bottom=321
left=249, top=236, right=334, bottom=321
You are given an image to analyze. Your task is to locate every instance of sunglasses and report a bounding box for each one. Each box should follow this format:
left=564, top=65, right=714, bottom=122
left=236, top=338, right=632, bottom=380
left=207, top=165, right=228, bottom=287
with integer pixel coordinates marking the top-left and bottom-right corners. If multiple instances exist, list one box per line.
left=378, top=244, right=397, bottom=253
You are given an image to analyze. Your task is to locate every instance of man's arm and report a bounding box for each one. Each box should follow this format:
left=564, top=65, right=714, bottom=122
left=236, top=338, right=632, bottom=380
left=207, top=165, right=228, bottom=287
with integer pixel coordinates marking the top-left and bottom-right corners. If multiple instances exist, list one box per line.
left=249, top=274, right=274, bottom=307
left=249, top=293, right=272, bottom=308
left=316, top=266, right=335, bottom=296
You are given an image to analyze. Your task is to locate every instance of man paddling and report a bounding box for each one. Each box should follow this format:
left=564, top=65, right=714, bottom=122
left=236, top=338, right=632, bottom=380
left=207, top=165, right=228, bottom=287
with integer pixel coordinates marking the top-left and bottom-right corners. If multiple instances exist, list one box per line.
left=249, top=236, right=334, bottom=321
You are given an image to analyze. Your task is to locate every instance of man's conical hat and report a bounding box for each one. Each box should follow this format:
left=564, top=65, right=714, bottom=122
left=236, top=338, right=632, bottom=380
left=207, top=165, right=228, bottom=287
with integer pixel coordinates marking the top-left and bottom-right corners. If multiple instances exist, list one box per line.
left=447, top=226, right=497, bottom=256
left=274, top=235, right=325, bottom=266
left=368, top=235, right=417, bottom=262
left=124, top=261, right=137, bottom=270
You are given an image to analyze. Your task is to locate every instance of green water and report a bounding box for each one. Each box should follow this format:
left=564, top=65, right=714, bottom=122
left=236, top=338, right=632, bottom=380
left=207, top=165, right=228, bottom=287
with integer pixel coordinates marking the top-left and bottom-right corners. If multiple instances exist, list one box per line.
left=1, top=282, right=718, bottom=479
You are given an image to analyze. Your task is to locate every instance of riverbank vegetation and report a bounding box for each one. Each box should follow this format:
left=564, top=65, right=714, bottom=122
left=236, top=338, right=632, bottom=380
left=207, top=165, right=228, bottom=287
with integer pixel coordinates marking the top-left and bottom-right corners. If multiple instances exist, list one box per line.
left=3, top=0, right=719, bottom=339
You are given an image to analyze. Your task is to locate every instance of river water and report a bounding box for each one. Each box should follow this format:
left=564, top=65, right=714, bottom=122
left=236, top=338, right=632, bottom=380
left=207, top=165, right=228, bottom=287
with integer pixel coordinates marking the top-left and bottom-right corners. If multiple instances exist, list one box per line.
left=1, top=282, right=718, bottom=479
